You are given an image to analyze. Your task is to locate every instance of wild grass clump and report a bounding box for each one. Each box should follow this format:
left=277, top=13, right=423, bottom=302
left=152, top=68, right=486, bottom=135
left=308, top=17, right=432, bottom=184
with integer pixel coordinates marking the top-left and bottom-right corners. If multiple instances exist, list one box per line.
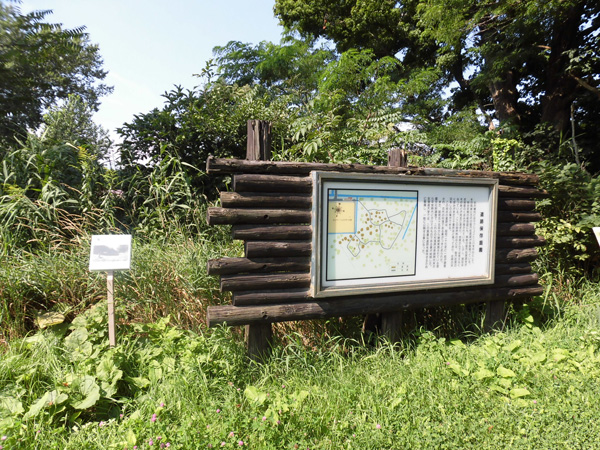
left=2, top=278, right=600, bottom=449
left=0, top=226, right=240, bottom=341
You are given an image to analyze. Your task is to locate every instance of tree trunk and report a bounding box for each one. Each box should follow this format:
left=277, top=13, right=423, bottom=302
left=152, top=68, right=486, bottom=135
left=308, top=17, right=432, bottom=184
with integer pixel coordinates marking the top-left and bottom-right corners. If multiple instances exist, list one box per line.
left=540, top=3, right=585, bottom=132
left=489, top=70, right=521, bottom=126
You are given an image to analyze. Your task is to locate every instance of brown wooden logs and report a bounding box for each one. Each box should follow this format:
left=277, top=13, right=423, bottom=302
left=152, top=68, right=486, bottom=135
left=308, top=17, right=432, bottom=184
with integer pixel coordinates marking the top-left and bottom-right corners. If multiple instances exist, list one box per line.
left=495, top=236, right=546, bottom=248
left=233, top=174, right=312, bottom=193
left=496, top=223, right=537, bottom=236
left=496, top=247, right=538, bottom=263
left=220, top=272, right=310, bottom=292
left=207, top=257, right=310, bottom=276
left=494, top=263, right=532, bottom=275
left=220, top=192, right=312, bottom=210
left=207, top=208, right=310, bottom=226
left=233, top=289, right=311, bottom=306
left=245, top=241, right=311, bottom=258
left=498, top=185, right=549, bottom=198
left=215, top=243, right=541, bottom=262
left=232, top=225, right=312, bottom=241
left=498, top=198, right=537, bottom=211
left=498, top=211, right=542, bottom=222
left=228, top=272, right=538, bottom=304
left=206, top=157, right=540, bottom=185
left=208, top=285, right=544, bottom=326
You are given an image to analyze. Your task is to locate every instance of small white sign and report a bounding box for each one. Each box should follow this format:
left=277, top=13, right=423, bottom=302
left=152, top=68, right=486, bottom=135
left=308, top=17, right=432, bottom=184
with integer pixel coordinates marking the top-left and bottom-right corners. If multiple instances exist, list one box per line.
left=89, top=235, right=132, bottom=271
left=594, top=227, right=600, bottom=247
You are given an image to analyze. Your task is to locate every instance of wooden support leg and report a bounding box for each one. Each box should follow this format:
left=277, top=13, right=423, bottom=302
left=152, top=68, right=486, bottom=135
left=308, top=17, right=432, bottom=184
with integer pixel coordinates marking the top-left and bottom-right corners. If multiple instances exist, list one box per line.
left=245, top=323, right=273, bottom=362
left=381, top=310, right=404, bottom=344
left=485, top=300, right=505, bottom=332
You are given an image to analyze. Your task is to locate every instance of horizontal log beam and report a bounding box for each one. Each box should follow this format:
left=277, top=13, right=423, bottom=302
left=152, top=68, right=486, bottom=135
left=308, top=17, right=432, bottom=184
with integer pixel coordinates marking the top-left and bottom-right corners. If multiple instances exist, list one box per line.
left=237, top=241, right=540, bottom=261
left=498, top=185, right=548, bottom=198
left=220, top=272, right=311, bottom=292
left=497, top=211, right=542, bottom=223
left=496, top=247, right=538, bottom=263
left=208, top=285, right=544, bottom=326
left=207, top=257, right=310, bottom=276
left=232, top=225, right=312, bottom=241
left=231, top=273, right=538, bottom=306
left=220, top=192, right=312, bottom=210
left=207, top=208, right=310, bottom=226
left=233, top=174, right=312, bottom=193
left=498, top=198, right=537, bottom=211
left=207, top=157, right=540, bottom=185
left=496, top=223, right=536, bottom=236
left=494, top=263, right=532, bottom=275
left=495, top=236, right=546, bottom=248
left=245, top=241, right=311, bottom=258
left=233, top=289, right=311, bottom=306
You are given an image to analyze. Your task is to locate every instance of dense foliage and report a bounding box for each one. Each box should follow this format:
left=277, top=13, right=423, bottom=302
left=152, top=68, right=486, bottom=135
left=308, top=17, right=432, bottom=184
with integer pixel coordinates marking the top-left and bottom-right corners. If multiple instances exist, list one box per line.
left=274, top=0, right=600, bottom=170
left=0, top=3, right=111, bottom=145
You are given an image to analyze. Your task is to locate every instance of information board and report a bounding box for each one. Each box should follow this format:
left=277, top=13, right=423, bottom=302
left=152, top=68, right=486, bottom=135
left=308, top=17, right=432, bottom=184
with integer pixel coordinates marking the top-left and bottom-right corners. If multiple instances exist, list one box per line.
left=311, top=172, right=498, bottom=297
left=89, top=234, right=132, bottom=272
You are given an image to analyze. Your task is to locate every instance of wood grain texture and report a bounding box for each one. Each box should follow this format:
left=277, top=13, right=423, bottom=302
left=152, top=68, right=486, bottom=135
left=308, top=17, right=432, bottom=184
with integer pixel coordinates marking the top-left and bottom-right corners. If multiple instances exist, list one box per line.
left=207, top=208, right=310, bottom=225
left=208, top=285, right=544, bottom=326
left=207, top=257, right=310, bottom=276
left=232, top=225, right=312, bottom=241
left=207, top=157, right=540, bottom=185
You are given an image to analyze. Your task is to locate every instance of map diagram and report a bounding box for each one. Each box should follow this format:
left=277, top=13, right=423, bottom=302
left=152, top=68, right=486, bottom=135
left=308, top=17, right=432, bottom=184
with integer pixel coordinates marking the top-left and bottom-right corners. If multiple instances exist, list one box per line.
left=326, top=189, right=418, bottom=282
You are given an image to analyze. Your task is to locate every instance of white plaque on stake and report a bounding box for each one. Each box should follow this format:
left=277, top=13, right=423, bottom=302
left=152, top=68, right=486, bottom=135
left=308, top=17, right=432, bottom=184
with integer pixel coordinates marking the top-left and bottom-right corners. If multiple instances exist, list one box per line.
left=89, top=234, right=132, bottom=347
left=89, top=235, right=132, bottom=271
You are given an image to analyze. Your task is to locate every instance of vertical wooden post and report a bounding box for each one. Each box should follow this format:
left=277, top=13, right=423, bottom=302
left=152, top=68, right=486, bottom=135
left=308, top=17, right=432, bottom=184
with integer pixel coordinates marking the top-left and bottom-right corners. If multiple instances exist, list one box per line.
left=107, top=270, right=116, bottom=347
left=245, top=120, right=273, bottom=361
left=246, top=120, right=272, bottom=161
left=485, top=300, right=505, bottom=332
left=379, top=148, right=408, bottom=343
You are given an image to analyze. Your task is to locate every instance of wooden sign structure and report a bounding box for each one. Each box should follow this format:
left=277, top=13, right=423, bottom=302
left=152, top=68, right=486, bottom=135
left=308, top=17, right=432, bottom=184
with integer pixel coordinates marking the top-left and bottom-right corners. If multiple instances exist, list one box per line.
left=206, top=121, right=546, bottom=357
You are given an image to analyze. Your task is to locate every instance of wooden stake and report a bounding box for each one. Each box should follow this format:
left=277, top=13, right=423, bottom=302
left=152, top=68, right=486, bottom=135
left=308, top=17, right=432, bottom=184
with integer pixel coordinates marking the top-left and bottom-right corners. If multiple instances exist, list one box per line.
left=379, top=148, right=408, bottom=342
left=107, top=270, right=116, bottom=347
left=244, top=120, right=273, bottom=361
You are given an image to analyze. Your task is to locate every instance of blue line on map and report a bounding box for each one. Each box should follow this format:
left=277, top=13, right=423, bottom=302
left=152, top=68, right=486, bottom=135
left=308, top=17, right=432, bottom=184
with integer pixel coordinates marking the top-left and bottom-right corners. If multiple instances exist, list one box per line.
left=354, top=198, right=358, bottom=233
left=329, top=194, right=417, bottom=200
left=403, top=204, right=417, bottom=240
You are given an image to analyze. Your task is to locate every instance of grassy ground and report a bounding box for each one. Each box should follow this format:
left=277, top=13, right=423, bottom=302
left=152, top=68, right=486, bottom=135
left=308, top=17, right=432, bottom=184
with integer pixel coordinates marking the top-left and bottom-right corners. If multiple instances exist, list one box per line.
left=2, top=237, right=600, bottom=449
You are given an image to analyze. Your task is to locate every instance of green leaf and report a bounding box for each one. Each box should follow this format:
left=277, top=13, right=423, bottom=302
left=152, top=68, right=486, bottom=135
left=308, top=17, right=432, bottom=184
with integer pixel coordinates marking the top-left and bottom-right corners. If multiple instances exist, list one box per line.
left=244, top=386, right=267, bottom=405
left=505, top=340, right=522, bottom=353
left=472, top=368, right=495, bottom=381
left=23, top=390, right=69, bottom=419
left=126, top=429, right=137, bottom=447
left=126, top=377, right=150, bottom=389
left=509, top=388, right=531, bottom=399
left=70, top=376, right=100, bottom=410
left=450, top=338, right=466, bottom=348
left=497, top=366, right=516, bottom=378
left=35, top=311, right=65, bottom=329
left=0, top=396, right=24, bottom=415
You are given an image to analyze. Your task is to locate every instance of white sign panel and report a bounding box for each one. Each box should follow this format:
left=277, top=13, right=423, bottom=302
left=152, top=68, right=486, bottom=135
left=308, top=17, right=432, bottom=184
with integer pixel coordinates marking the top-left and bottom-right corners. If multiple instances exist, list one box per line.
left=311, top=172, right=498, bottom=297
left=89, top=235, right=132, bottom=271
left=594, top=227, right=600, bottom=247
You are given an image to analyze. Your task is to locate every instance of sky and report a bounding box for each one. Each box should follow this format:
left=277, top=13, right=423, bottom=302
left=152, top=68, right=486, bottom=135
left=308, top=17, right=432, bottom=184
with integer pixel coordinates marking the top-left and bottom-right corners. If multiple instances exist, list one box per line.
left=20, top=0, right=285, bottom=143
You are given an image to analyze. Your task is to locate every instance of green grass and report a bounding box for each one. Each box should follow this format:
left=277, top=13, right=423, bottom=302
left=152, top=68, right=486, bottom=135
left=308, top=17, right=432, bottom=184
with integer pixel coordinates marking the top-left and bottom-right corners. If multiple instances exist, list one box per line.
left=1, top=274, right=600, bottom=449
left=2, top=234, right=600, bottom=449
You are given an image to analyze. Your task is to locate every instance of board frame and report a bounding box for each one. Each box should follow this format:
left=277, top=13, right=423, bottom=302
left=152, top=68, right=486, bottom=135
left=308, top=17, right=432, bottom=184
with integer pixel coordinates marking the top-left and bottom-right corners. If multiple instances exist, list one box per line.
left=310, top=171, right=499, bottom=298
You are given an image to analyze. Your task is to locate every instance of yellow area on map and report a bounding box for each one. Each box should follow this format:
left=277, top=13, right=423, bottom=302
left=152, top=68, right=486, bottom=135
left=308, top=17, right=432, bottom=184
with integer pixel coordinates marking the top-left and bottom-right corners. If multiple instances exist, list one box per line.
left=328, top=201, right=356, bottom=233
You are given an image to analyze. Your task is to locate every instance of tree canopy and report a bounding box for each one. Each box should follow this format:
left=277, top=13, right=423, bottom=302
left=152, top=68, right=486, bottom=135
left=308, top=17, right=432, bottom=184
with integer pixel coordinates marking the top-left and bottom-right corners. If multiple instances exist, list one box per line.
left=0, top=3, right=111, bottom=142
left=274, top=0, right=600, bottom=169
